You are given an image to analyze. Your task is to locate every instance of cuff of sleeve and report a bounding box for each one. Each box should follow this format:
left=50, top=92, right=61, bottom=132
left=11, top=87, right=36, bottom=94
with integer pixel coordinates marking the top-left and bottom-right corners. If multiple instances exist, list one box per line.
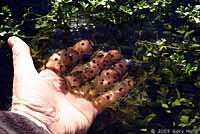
left=11, top=110, right=51, bottom=134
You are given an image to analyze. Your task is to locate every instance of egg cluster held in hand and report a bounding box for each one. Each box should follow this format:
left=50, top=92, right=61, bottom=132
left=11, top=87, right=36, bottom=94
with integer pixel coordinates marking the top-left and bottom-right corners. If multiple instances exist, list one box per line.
left=44, top=39, right=135, bottom=110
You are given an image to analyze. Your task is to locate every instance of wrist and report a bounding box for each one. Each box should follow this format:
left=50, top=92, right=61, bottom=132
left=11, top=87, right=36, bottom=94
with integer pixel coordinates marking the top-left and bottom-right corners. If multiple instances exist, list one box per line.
left=11, top=97, right=56, bottom=134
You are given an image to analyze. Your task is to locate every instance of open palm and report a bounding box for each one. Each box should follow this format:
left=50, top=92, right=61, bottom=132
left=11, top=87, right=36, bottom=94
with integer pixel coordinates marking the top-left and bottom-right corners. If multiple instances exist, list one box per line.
left=8, top=36, right=134, bottom=134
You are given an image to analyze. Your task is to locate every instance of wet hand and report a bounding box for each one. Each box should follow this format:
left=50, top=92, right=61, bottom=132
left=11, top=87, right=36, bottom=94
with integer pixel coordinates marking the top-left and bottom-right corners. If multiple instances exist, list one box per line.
left=8, top=36, right=134, bottom=134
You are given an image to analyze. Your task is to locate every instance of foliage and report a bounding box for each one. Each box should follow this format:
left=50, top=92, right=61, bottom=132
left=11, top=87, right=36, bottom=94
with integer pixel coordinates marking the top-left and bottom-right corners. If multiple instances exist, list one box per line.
left=1, top=0, right=200, bottom=133
left=0, top=4, right=31, bottom=48
left=0, top=6, right=20, bottom=37
left=0, top=5, right=18, bottom=47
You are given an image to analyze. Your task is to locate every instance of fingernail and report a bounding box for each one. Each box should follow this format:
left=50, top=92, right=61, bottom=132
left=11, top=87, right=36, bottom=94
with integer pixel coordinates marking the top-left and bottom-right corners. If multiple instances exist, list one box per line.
left=8, top=37, right=16, bottom=48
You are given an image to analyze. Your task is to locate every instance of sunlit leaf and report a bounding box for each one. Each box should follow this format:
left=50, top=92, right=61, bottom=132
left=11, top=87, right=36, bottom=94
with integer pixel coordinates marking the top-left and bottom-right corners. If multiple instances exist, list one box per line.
left=190, top=44, right=200, bottom=48
left=162, top=103, right=169, bottom=109
left=144, top=113, right=156, bottom=123
left=180, top=115, right=189, bottom=124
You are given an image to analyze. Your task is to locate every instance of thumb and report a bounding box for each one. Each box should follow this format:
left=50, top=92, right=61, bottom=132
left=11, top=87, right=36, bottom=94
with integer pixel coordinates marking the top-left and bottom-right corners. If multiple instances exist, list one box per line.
left=8, top=36, right=38, bottom=91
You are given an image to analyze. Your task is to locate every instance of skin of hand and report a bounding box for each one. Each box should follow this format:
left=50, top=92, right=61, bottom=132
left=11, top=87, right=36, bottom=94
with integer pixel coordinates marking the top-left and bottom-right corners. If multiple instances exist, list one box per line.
left=7, top=36, right=134, bottom=134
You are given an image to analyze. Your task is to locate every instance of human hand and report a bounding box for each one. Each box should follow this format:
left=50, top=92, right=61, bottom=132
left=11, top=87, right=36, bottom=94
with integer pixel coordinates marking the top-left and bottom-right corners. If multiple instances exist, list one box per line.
left=8, top=36, right=134, bottom=134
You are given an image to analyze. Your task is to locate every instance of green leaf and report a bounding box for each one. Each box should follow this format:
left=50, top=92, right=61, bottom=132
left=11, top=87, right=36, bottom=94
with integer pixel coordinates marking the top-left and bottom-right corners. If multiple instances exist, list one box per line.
left=88, top=0, right=96, bottom=6
left=180, top=115, right=189, bottom=124
left=161, top=68, right=175, bottom=84
left=189, top=118, right=196, bottom=125
left=71, top=7, right=79, bottom=13
left=164, top=23, right=172, bottom=30
left=140, top=128, right=147, bottom=132
left=172, top=99, right=181, bottom=107
left=183, top=63, right=198, bottom=75
left=156, top=38, right=166, bottom=45
left=144, top=113, right=156, bottom=123
left=172, top=98, right=194, bottom=107
left=180, top=98, right=193, bottom=105
left=162, top=103, right=169, bottom=109
left=184, top=30, right=194, bottom=39
left=0, top=31, right=7, bottom=36
left=194, top=17, right=200, bottom=23
left=35, top=21, right=49, bottom=29
left=194, top=5, right=200, bottom=10
left=2, top=5, right=9, bottom=12
left=159, top=45, right=167, bottom=51
left=119, top=5, right=133, bottom=15
left=195, top=81, right=200, bottom=87
left=80, top=1, right=89, bottom=10
left=190, top=44, right=200, bottom=48
left=166, top=110, right=172, bottom=114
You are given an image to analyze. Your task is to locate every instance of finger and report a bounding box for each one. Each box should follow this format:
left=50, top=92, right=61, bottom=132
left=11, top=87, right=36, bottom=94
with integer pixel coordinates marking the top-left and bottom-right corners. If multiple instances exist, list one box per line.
left=72, top=40, right=93, bottom=58
left=45, top=48, right=78, bottom=75
left=65, top=50, right=122, bottom=90
left=67, top=59, right=131, bottom=101
left=91, top=50, right=122, bottom=70
left=71, top=50, right=122, bottom=81
left=43, top=40, right=93, bottom=75
left=65, top=75, right=82, bottom=88
left=93, top=78, right=135, bottom=111
left=7, top=36, right=38, bottom=84
left=82, top=59, right=130, bottom=99
left=95, top=59, right=130, bottom=89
